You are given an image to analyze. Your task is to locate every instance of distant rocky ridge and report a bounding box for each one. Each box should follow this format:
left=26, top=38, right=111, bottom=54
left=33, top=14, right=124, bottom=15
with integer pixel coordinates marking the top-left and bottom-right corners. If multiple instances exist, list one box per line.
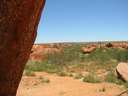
left=30, top=43, right=64, bottom=61
left=30, top=41, right=128, bottom=61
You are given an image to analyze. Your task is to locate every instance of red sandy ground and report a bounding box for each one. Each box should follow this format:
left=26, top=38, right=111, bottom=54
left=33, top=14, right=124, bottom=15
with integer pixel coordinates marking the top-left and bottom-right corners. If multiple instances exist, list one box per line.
left=17, top=72, right=127, bottom=96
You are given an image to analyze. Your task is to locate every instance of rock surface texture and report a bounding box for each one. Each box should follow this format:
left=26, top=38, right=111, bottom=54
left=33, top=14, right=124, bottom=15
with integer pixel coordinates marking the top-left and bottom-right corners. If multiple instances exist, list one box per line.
left=0, top=0, right=45, bottom=96
left=30, top=44, right=62, bottom=61
left=116, top=62, right=128, bottom=81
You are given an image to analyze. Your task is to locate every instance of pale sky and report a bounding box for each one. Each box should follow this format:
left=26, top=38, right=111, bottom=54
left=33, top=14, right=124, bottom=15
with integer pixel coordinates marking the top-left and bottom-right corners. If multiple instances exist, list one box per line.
left=36, top=0, right=128, bottom=43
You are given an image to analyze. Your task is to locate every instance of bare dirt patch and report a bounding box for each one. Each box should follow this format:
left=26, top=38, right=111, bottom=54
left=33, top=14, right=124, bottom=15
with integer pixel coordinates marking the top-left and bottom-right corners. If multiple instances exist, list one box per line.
left=17, top=72, right=127, bottom=96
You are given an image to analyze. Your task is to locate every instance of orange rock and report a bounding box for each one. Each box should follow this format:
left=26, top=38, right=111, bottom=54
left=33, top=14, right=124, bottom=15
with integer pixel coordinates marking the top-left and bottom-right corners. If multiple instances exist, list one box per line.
left=30, top=44, right=62, bottom=61
left=82, top=45, right=96, bottom=54
left=116, top=62, right=128, bottom=81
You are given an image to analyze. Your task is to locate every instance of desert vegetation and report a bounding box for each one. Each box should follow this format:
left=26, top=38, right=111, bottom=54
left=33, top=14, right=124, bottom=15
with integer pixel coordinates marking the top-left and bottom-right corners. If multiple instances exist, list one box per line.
left=25, top=42, right=128, bottom=88
left=17, top=42, right=128, bottom=96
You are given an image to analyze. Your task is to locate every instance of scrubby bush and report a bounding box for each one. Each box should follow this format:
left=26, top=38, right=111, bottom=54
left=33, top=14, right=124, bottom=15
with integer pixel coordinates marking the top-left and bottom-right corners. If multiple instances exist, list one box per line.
left=25, top=60, right=62, bottom=73
left=46, top=44, right=82, bottom=66
left=105, top=71, right=124, bottom=85
left=73, top=73, right=83, bottom=79
left=83, top=73, right=101, bottom=83
left=24, top=70, right=35, bottom=76
left=39, top=77, right=50, bottom=83
left=25, top=44, right=128, bottom=81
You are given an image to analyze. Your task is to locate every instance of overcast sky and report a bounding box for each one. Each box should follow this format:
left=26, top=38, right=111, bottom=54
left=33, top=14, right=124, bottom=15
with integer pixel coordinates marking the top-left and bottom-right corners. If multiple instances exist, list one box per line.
left=36, top=0, right=128, bottom=43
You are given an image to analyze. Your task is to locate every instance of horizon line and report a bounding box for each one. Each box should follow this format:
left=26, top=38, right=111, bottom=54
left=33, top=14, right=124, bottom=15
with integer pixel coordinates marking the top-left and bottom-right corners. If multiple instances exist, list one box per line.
left=35, top=40, right=128, bottom=44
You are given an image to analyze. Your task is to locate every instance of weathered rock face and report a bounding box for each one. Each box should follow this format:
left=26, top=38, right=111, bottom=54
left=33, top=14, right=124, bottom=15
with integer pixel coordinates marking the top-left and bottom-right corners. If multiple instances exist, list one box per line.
left=30, top=44, right=62, bottom=61
left=0, top=0, right=45, bottom=96
left=116, top=62, right=128, bottom=82
left=82, top=45, right=96, bottom=54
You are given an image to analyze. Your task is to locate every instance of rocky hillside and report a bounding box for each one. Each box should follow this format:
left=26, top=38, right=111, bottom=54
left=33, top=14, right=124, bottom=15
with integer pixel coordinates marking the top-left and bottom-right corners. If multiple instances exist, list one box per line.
left=30, top=43, right=65, bottom=61
left=30, top=41, right=128, bottom=61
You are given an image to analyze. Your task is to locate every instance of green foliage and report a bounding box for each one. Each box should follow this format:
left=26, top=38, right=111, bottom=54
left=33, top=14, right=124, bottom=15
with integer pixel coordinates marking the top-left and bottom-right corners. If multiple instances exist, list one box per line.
left=25, top=45, right=128, bottom=75
left=105, top=42, right=113, bottom=48
left=83, top=48, right=128, bottom=71
left=25, top=60, right=62, bottom=73
left=116, top=49, right=128, bottom=62
left=24, top=70, right=35, bottom=76
left=99, top=87, right=106, bottom=92
left=25, top=44, right=84, bottom=73
left=73, top=73, right=83, bottom=79
left=25, top=44, right=128, bottom=88
left=124, top=82, right=128, bottom=88
left=85, top=48, right=128, bottom=62
left=46, top=44, right=82, bottom=66
left=57, top=71, right=67, bottom=77
left=39, top=77, right=50, bottom=83
left=24, top=43, right=128, bottom=90
left=105, top=71, right=128, bottom=88
left=105, top=71, right=123, bottom=84
left=83, top=73, right=101, bottom=83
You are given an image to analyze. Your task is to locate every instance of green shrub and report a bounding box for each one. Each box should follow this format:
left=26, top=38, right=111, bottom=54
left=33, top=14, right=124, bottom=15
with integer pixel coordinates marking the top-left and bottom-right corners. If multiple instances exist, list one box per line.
left=24, top=70, right=35, bottom=76
left=105, top=71, right=123, bottom=85
left=25, top=60, right=62, bottom=73
left=99, top=87, right=106, bottom=92
left=123, top=82, right=128, bottom=88
left=116, top=50, right=128, bottom=62
left=83, top=73, right=101, bottom=83
left=57, top=71, right=67, bottom=77
left=105, top=71, right=128, bottom=88
left=46, top=44, right=82, bottom=66
left=25, top=44, right=128, bottom=80
left=39, top=77, right=50, bottom=83
left=73, top=73, right=83, bottom=79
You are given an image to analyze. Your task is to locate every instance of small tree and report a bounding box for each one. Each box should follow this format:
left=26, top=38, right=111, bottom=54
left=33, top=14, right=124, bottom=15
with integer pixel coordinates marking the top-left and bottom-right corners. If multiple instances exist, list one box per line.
left=106, top=42, right=113, bottom=48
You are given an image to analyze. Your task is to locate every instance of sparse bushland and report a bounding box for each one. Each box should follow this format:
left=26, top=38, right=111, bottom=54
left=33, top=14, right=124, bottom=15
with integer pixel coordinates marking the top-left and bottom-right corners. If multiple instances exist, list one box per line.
left=99, top=87, right=106, bottom=92
left=25, top=44, right=128, bottom=87
left=105, top=71, right=128, bottom=88
left=57, top=71, right=67, bottom=77
left=83, top=73, right=101, bottom=83
left=105, top=71, right=124, bottom=85
left=39, top=76, right=50, bottom=83
left=73, top=73, right=83, bottom=79
left=24, top=70, right=35, bottom=76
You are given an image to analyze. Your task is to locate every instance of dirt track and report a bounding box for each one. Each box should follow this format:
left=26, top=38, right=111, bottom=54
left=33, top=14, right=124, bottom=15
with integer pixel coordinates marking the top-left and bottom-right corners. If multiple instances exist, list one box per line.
left=17, top=72, right=126, bottom=96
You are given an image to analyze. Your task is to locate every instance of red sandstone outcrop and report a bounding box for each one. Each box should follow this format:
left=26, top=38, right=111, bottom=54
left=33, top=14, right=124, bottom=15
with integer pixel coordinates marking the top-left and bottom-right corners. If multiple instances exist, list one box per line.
left=116, top=62, right=128, bottom=81
left=0, top=0, right=45, bottom=95
left=30, top=44, right=62, bottom=61
left=82, top=45, right=96, bottom=54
